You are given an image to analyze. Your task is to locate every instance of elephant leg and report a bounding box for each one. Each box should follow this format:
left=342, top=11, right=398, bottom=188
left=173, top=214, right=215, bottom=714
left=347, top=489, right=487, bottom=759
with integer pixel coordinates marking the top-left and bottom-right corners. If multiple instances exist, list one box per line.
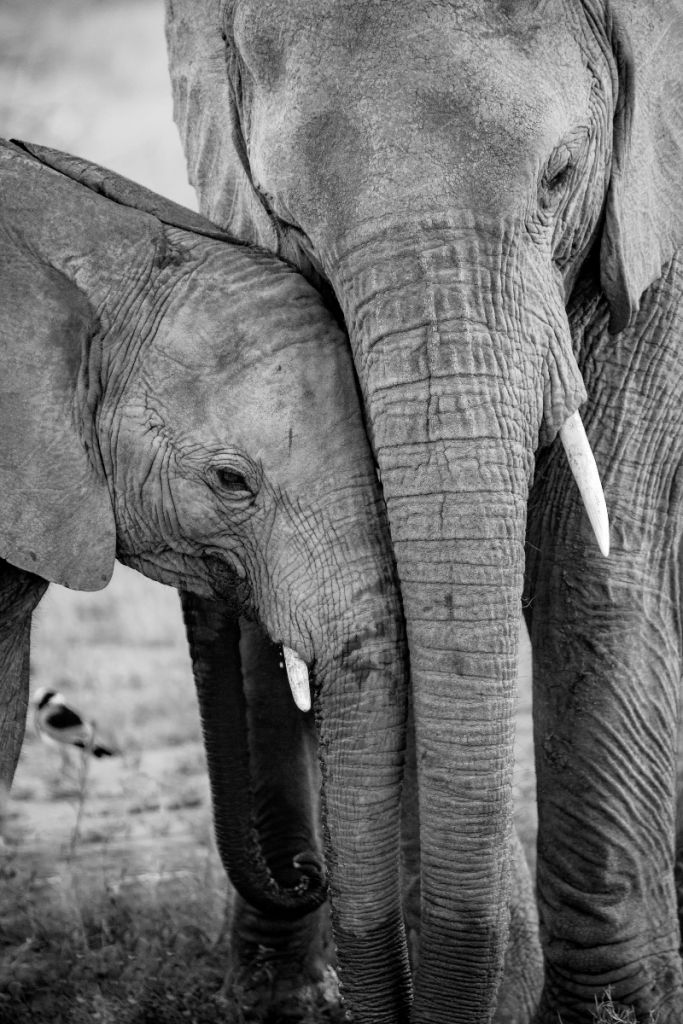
left=225, top=618, right=337, bottom=1013
left=0, top=615, right=34, bottom=799
left=0, top=561, right=48, bottom=818
left=526, top=268, right=683, bottom=1022
left=528, top=505, right=683, bottom=1022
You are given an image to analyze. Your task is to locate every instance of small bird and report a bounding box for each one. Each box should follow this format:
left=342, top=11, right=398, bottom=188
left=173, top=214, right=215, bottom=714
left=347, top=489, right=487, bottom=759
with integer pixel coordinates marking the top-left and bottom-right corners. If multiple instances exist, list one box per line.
left=32, top=687, right=115, bottom=759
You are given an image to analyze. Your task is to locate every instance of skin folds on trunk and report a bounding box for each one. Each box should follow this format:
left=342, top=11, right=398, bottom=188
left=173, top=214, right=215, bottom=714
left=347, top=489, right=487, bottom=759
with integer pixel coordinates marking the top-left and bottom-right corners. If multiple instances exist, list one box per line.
left=323, top=217, right=580, bottom=1022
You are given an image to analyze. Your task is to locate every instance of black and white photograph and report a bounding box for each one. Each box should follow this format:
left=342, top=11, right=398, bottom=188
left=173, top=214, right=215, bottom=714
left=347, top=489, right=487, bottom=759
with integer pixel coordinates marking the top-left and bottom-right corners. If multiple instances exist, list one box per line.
left=0, top=2, right=681, bottom=1022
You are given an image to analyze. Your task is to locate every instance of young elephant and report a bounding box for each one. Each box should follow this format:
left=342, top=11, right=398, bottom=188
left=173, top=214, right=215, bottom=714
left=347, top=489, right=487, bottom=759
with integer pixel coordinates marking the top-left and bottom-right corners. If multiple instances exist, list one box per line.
left=0, top=138, right=411, bottom=1001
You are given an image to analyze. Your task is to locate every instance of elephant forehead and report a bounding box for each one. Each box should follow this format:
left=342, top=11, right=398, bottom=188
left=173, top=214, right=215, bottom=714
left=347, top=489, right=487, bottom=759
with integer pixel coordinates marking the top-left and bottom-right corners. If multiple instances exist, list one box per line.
left=224, top=336, right=369, bottom=463
left=234, top=0, right=559, bottom=60
left=239, top=0, right=593, bottom=225
left=138, top=318, right=366, bottom=481
left=151, top=250, right=344, bottom=371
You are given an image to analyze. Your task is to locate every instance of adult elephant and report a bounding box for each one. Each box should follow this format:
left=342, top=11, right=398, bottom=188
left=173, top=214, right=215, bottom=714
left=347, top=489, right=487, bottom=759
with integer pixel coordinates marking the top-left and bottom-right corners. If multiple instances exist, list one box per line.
left=165, top=2, right=683, bottom=1021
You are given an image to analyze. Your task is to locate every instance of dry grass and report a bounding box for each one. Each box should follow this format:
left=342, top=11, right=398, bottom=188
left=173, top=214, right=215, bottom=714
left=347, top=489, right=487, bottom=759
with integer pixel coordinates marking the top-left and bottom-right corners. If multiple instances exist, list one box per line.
left=1, top=569, right=235, bottom=1023
left=591, top=991, right=658, bottom=1023
left=0, top=852, right=231, bottom=1024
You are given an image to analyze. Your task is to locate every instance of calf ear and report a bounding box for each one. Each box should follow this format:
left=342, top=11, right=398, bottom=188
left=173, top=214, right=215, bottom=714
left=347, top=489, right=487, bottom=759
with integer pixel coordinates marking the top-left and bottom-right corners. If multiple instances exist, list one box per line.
left=600, top=3, right=683, bottom=332
left=0, top=243, right=116, bottom=591
left=12, top=139, right=236, bottom=243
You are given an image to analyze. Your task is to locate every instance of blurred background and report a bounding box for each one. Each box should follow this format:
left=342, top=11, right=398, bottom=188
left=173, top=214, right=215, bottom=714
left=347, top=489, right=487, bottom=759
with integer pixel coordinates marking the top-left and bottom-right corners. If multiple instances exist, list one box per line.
left=0, top=0, right=195, bottom=203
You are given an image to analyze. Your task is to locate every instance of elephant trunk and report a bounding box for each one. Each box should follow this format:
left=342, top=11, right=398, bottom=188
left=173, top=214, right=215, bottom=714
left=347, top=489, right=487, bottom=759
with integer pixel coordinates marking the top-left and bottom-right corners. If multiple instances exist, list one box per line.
left=309, top=520, right=413, bottom=1019
left=328, top=215, right=584, bottom=1021
left=182, top=562, right=413, bottom=1019
left=180, top=591, right=326, bottom=919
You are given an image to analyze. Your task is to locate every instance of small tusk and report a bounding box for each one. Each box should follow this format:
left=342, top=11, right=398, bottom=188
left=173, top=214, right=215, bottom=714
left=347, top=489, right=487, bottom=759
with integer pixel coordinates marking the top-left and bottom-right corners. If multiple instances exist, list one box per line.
left=559, top=410, right=610, bottom=557
left=282, top=646, right=311, bottom=712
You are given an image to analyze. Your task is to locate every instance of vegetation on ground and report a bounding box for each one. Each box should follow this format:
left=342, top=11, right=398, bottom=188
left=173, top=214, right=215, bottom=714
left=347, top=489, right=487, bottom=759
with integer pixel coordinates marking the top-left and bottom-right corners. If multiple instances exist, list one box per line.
left=0, top=858, right=230, bottom=1024
left=591, top=991, right=658, bottom=1023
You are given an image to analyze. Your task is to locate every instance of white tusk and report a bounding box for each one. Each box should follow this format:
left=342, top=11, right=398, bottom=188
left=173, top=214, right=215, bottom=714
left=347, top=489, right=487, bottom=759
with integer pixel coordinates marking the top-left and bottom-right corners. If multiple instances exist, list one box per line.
left=559, top=410, right=610, bottom=557
left=282, top=646, right=311, bottom=712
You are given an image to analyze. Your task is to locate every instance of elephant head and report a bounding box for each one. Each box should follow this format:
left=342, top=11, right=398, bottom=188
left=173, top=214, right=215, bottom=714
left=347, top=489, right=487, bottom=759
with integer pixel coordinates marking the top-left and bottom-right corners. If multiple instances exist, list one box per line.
left=0, top=139, right=410, bottom=994
left=166, top=2, right=683, bottom=1019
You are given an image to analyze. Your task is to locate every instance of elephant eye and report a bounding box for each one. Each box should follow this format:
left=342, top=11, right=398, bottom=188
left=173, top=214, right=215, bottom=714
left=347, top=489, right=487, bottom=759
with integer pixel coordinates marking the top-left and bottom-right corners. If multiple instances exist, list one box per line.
left=215, top=467, right=253, bottom=495
left=546, top=164, right=571, bottom=191
left=543, top=146, right=573, bottom=194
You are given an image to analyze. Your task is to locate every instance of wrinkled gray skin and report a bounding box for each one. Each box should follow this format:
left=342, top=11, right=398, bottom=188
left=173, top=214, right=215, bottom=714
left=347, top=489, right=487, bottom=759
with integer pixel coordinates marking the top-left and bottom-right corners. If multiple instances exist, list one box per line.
left=0, top=139, right=411, bottom=990
left=165, top=1, right=683, bottom=1021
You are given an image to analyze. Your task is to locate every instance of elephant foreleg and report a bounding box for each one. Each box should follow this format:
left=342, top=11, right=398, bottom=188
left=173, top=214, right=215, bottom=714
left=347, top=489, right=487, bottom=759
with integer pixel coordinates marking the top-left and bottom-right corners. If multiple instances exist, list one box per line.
left=0, top=614, right=34, bottom=798
left=0, top=560, right=48, bottom=820
left=525, top=262, right=683, bottom=1023
left=528, top=497, right=683, bottom=1023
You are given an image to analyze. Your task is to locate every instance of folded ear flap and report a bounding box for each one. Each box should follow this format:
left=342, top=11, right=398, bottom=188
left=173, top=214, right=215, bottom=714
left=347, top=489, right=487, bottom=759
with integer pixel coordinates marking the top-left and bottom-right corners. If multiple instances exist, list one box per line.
left=164, top=1, right=340, bottom=287
left=600, top=3, right=683, bottom=333
left=12, top=139, right=237, bottom=243
left=165, top=0, right=280, bottom=249
left=0, top=242, right=116, bottom=591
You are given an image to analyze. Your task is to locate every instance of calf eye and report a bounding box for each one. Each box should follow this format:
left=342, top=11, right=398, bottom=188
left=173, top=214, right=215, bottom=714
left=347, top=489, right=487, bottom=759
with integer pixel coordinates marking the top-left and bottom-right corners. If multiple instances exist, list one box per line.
left=215, top=468, right=252, bottom=494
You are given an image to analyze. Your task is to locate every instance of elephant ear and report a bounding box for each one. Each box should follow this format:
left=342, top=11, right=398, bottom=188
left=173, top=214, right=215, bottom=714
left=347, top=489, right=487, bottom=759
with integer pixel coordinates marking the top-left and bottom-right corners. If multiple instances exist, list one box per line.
left=11, top=139, right=237, bottom=243
left=600, top=1, right=683, bottom=332
left=0, top=239, right=116, bottom=591
left=164, top=1, right=318, bottom=274
left=164, top=0, right=280, bottom=248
